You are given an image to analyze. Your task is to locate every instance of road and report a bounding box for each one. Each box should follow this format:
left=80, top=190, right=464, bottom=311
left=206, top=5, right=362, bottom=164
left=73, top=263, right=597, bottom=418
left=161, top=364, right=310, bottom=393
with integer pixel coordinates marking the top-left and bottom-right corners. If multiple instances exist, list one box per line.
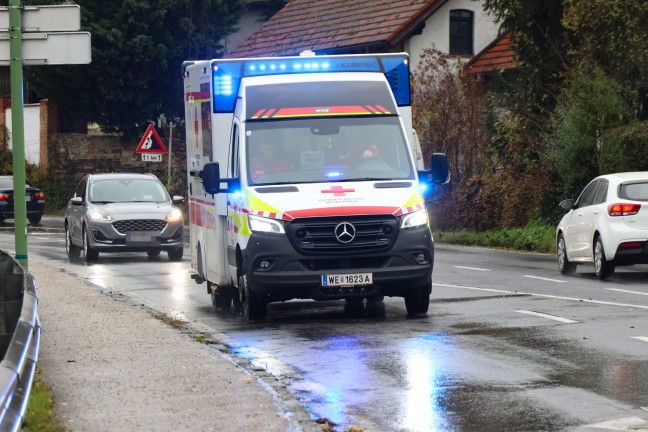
left=1, top=224, right=647, bottom=431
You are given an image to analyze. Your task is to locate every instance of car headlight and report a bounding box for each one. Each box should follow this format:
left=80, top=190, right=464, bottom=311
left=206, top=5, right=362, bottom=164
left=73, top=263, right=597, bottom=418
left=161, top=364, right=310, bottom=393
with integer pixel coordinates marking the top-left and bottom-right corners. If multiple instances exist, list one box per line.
left=88, top=209, right=112, bottom=221
left=401, top=209, right=428, bottom=229
left=248, top=214, right=285, bottom=234
left=165, top=208, right=183, bottom=222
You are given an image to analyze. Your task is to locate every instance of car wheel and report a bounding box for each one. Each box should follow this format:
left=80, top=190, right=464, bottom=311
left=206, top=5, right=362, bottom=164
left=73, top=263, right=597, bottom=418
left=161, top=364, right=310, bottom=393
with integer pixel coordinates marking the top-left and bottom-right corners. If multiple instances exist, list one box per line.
left=28, top=214, right=42, bottom=225
left=557, top=234, right=577, bottom=275
left=147, top=250, right=161, bottom=258
left=65, top=224, right=80, bottom=259
left=211, top=284, right=233, bottom=312
left=82, top=227, right=99, bottom=262
left=594, top=236, right=615, bottom=280
left=404, top=280, right=431, bottom=316
left=239, top=275, right=266, bottom=321
left=167, top=247, right=183, bottom=261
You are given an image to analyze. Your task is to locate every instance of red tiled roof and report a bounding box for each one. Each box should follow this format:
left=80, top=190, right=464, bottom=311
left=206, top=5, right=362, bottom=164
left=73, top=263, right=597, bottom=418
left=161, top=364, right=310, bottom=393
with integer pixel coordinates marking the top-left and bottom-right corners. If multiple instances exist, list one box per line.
left=464, top=33, right=516, bottom=74
left=229, top=0, right=448, bottom=58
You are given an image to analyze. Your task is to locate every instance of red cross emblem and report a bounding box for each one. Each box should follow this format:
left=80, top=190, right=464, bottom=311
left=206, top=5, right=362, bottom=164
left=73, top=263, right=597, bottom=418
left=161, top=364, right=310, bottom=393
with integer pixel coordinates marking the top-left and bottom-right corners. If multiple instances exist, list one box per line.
left=321, top=186, right=355, bottom=197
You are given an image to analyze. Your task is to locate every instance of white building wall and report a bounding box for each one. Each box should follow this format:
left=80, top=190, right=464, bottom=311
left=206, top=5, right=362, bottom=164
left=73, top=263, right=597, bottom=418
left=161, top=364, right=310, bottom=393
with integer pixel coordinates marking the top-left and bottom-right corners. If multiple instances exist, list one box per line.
left=6, top=104, right=41, bottom=165
left=405, top=0, right=499, bottom=72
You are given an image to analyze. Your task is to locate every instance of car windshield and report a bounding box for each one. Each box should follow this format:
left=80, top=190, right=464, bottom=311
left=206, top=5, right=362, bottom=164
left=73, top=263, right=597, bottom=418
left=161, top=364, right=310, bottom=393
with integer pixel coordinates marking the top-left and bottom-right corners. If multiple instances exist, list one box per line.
left=246, top=116, right=414, bottom=186
left=89, top=179, right=168, bottom=203
left=0, top=178, right=35, bottom=189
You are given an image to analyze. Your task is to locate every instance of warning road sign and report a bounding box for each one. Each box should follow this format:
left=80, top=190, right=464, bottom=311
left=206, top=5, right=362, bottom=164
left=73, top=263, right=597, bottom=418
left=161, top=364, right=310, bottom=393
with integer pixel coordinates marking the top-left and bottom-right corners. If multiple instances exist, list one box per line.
left=136, top=124, right=167, bottom=154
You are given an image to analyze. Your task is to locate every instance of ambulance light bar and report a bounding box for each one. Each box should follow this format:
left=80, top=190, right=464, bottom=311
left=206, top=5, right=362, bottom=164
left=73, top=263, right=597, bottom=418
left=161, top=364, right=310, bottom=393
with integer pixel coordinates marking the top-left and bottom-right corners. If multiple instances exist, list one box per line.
left=212, top=54, right=410, bottom=113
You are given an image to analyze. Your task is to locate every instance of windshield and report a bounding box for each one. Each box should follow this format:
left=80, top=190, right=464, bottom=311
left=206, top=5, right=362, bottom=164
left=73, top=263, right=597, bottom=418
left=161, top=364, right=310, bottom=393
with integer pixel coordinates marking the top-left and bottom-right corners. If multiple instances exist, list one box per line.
left=89, top=179, right=169, bottom=203
left=246, top=117, right=414, bottom=186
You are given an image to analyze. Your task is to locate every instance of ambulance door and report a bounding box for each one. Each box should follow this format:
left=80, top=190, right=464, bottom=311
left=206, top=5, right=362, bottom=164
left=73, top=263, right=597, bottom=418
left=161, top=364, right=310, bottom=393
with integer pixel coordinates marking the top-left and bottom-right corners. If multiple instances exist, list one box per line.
left=227, top=120, right=242, bottom=280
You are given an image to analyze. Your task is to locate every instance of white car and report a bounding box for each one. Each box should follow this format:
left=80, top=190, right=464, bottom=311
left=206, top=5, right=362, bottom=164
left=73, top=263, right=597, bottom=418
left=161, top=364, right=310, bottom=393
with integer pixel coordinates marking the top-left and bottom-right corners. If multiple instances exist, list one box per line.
left=556, top=172, right=648, bottom=279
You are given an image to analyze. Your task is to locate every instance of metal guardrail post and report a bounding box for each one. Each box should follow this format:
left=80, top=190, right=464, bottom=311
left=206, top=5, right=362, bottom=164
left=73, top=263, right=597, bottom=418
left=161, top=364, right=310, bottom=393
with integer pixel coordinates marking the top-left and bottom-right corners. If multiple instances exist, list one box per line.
left=0, top=250, right=41, bottom=431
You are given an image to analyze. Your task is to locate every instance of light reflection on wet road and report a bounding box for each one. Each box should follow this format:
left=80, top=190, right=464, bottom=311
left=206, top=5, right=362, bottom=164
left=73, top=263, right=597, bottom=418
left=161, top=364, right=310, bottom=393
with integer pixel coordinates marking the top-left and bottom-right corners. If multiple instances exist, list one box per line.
left=2, top=230, right=648, bottom=431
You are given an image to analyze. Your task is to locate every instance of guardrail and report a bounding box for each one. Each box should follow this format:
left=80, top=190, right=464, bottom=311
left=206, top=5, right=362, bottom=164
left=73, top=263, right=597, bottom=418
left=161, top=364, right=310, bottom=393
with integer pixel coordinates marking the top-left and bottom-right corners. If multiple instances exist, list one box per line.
left=0, top=250, right=40, bottom=431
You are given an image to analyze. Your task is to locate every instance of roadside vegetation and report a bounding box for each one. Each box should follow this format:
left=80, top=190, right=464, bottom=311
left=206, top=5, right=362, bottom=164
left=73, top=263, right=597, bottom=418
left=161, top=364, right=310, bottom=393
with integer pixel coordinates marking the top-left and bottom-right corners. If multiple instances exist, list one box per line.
left=22, top=371, right=65, bottom=432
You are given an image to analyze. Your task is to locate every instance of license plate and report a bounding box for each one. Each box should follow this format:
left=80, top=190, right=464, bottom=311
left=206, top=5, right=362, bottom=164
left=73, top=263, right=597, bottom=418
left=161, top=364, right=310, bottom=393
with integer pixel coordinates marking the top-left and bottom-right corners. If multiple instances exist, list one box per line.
left=25, top=195, right=30, bottom=202
left=321, top=273, right=373, bottom=287
left=126, top=231, right=161, bottom=246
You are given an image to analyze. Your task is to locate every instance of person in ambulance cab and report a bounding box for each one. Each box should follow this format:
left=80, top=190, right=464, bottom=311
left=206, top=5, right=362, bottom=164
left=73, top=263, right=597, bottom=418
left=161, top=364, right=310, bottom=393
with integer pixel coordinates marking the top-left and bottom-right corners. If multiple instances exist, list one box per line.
left=331, top=139, right=381, bottom=166
left=250, top=140, right=293, bottom=178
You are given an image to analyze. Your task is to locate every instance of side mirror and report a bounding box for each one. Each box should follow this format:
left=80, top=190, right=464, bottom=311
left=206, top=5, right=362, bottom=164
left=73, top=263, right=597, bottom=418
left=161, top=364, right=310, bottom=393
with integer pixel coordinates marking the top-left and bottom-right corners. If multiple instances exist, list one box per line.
left=201, top=162, right=221, bottom=195
left=430, top=153, right=450, bottom=184
left=172, top=195, right=185, bottom=204
left=70, top=196, right=83, bottom=206
left=559, top=199, right=574, bottom=210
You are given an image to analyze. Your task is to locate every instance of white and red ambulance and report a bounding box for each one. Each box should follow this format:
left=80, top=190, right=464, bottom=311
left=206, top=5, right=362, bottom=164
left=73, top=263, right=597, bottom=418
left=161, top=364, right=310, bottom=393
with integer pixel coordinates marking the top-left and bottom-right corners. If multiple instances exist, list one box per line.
left=182, top=51, right=448, bottom=320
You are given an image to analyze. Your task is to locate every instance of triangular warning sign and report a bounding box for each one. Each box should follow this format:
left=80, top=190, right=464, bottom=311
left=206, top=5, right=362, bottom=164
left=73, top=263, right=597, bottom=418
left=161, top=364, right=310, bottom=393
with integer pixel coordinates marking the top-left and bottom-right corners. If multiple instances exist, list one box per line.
left=135, top=124, right=167, bottom=154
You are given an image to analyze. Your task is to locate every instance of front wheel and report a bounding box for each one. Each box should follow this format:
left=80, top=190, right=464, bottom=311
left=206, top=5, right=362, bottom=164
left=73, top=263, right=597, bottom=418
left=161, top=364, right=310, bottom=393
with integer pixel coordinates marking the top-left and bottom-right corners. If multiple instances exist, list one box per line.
left=211, top=285, right=233, bottom=313
left=594, top=236, right=615, bottom=280
left=167, top=247, right=183, bottom=261
left=28, top=214, right=42, bottom=225
left=557, top=233, right=577, bottom=275
left=239, top=275, right=267, bottom=321
left=65, top=224, right=80, bottom=259
left=82, top=227, right=99, bottom=262
left=404, top=281, right=431, bottom=316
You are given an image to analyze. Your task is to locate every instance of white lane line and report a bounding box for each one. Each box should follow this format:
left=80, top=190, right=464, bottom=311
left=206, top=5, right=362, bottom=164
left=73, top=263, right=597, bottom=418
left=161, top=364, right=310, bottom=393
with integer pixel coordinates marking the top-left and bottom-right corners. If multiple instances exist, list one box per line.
left=453, top=266, right=491, bottom=272
left=434, top=283, right=648, bottom=310
left=523, top=275, right=567, bottom=283
left=515, top=310, right=578, bottom=323
left=607, top=288, right=648, bottom=296
left=632, top=336, right=648, bottom=343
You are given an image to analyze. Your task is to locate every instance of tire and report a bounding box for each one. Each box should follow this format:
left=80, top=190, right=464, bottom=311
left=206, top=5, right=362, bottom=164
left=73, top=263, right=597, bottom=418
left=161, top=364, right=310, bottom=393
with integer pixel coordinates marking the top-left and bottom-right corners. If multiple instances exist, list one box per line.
left=404, top=281, right=431, bottom=316
left=344, top=298, right=365, bottom=317
left=211, top=285, right=233, bottom=312
left=147, top=250, right=161, bottom=258
left=557, top=233, right=577, bottom=275
left=82, top=227, right=99, bottom=262
left=167, top=247, right=183, bottom=261
left=239, top=275, right=266, bottom=321
left=65, top=224, right=80, bottom=259
left=594, top=236, right=615, bottom=280
left=28, top=214, right=42, bottom=225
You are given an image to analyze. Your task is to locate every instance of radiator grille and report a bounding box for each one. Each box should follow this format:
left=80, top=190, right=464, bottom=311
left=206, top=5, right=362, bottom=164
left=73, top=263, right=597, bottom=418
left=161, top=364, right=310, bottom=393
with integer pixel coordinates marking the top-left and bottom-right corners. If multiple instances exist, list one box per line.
left=113, top=219, right=167, bottom=234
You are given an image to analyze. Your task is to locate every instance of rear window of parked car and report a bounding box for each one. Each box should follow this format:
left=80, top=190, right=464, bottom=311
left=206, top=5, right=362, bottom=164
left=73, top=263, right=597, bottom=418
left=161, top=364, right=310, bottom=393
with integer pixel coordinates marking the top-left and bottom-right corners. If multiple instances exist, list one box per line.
left=619, top=181, right=648, bottom=201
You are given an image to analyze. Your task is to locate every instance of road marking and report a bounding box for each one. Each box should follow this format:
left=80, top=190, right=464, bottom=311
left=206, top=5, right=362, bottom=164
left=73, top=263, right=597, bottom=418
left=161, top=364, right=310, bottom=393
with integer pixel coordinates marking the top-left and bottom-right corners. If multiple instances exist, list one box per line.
left=453, top=266, right=491, bottom=272
left=522, top=275, right=567, bottom=283
left=632, top=336, right=648, bottom=343
left=434, top=283, right=648, bottom=310
left=607, top=288, right=648, bottom=296
left=584, top=417, right=648, bottom=431
left=515, top=310, right=578, bottom=323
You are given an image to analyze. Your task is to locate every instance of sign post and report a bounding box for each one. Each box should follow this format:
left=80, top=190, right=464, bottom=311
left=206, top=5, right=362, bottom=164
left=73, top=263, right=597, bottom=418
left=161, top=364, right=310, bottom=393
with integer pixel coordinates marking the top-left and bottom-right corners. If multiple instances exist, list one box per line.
left=1, top=2, right=91, bottom=268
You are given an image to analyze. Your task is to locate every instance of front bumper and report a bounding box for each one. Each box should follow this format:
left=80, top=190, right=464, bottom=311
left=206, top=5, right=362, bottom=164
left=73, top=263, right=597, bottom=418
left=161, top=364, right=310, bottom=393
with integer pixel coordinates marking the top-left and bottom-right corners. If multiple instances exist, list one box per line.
left=242, top=226, right=434, bottom=301
left=87, top=220, right=184, bottom=252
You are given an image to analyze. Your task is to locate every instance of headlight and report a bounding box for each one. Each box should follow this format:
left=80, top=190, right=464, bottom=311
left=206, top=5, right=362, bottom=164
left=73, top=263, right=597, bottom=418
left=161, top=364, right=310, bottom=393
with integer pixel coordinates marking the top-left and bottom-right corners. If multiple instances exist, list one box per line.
left=165, top=208, right=183, bottom=222
left=88, top=209, right=111, bottom=221
left=248, top=214, right=285, bottom=234
left=401, top=209, right=428, bottom=229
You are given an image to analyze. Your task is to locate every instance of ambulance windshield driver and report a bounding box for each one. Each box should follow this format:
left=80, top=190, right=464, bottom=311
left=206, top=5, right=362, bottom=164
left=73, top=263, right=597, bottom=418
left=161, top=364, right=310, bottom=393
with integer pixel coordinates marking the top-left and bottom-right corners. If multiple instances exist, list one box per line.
left=250, top=140, right=292, bottom=178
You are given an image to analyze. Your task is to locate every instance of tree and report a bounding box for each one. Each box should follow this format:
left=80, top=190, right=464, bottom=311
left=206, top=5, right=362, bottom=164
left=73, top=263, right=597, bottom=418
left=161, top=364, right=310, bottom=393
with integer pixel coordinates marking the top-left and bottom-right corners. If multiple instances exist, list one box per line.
left=22, top=0, right=246, bottom=141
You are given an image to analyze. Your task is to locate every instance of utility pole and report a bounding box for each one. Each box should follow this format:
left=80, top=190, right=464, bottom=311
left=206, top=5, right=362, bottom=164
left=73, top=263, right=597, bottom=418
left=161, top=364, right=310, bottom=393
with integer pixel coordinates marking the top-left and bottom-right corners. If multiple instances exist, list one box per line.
left=9, top=0, right=28, bottom=268
left=167, top=121, right=174, bottom=186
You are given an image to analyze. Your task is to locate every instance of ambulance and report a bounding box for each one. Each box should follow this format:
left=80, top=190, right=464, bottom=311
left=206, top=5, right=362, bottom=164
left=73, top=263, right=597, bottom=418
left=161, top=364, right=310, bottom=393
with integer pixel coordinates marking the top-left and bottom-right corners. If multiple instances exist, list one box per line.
left=182, top=51, right=449, bottom=320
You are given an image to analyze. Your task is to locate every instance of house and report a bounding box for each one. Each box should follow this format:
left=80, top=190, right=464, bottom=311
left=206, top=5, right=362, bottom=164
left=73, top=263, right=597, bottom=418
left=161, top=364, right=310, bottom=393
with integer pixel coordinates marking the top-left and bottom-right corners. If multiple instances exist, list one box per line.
left=463, top=33, right=516, bottom=75
left=228, top=0, right=499, bottom=73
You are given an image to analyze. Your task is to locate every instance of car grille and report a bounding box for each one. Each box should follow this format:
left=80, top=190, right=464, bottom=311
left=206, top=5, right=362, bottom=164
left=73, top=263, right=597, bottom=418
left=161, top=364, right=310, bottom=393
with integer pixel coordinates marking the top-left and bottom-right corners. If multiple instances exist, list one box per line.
left=112, top=219, right=167, bottom=234
left=287, top=215, right=399, bottom=254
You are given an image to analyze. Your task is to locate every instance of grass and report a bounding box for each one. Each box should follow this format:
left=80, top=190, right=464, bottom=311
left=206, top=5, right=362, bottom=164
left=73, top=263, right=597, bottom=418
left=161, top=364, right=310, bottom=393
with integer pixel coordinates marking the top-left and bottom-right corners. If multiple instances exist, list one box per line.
left=22, top=370, right=65, bottom=432
left=433, top=220, right=556, bottom=254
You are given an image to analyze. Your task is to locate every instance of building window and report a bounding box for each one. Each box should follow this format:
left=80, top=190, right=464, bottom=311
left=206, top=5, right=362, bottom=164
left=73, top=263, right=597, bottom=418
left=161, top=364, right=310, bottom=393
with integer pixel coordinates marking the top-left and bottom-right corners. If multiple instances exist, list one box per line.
left=450, top=10, right=474, bottom=56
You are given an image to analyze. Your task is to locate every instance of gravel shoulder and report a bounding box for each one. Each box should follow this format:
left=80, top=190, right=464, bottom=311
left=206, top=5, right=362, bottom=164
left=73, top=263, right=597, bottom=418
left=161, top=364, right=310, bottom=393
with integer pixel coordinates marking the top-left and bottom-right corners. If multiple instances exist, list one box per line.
left=29, top=257, right=318, bottom=432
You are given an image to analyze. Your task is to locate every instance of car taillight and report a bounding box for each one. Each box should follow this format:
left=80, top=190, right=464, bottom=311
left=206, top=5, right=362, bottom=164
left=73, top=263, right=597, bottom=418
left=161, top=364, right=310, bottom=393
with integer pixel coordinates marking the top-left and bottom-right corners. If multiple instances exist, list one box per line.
left=608, top=203, right=641, bottom=216
left=35, top=192, right=44, bottom=200
left=0, top=194, right=8, bottom=201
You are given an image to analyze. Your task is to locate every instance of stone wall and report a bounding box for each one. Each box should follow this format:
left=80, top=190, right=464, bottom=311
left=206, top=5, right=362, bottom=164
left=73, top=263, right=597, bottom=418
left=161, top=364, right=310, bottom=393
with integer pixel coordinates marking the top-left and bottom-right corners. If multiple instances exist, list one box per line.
left=47, top=133, right=187, bottom=188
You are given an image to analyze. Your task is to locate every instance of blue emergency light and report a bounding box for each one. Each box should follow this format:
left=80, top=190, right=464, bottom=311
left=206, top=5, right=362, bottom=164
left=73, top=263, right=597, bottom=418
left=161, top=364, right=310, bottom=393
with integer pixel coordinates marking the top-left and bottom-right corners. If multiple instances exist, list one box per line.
left=211, top=54, right=410, bottom=113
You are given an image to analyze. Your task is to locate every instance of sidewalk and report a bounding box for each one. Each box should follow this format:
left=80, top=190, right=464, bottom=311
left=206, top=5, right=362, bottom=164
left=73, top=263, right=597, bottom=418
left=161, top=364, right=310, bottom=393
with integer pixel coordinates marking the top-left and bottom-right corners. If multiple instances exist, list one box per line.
left=29, top=257, right=319, bottom=432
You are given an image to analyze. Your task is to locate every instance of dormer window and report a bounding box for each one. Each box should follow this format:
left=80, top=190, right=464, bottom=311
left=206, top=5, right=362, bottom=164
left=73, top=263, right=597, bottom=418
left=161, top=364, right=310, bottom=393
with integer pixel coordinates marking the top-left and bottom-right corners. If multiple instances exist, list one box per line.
left=450, top=10, right=474, bottom=56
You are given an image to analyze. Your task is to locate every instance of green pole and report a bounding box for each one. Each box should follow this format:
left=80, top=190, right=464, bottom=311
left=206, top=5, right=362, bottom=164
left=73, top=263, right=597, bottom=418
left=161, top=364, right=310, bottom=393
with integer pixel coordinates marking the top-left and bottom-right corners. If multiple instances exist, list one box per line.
left=9, top=0, right=28, bottom=268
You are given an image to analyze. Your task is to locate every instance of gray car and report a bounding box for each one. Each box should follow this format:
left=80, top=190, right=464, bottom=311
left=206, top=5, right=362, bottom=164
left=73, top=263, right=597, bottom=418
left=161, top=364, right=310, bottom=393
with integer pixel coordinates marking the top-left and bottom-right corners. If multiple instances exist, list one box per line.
left=65, top=173, right=185, bottom=262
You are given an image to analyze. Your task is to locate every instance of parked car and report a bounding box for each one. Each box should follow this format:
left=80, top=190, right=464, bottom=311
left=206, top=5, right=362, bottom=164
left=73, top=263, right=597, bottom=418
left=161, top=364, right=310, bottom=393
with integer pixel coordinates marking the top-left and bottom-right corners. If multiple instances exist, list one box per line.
left=556, top=172, right=648, bottom=279
left=65, top=173, right=185, bottom=262
left=0, top=175, right=45, bottom=225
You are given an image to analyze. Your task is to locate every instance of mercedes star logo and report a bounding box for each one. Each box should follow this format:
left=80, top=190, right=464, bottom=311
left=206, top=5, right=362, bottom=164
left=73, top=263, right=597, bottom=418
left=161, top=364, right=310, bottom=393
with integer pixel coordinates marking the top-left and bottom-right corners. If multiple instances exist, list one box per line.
left=334, top=222, right=356, bottom=244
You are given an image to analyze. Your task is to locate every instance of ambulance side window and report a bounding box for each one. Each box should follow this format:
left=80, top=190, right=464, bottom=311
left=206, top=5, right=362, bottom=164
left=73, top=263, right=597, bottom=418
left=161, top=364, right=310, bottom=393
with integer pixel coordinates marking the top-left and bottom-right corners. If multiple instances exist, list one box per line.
left=231, top=123, right=240, bottom=178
